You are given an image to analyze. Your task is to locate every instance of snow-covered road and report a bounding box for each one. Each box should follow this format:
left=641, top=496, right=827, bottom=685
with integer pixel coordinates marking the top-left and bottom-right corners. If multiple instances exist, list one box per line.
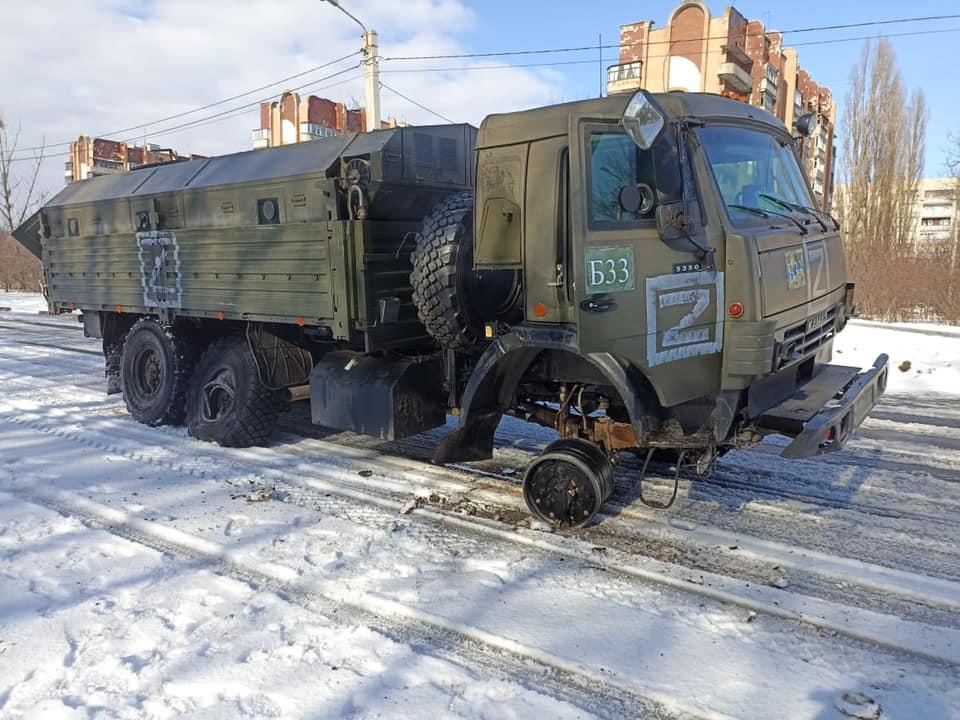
left=1, top=291, right=959, bottom=719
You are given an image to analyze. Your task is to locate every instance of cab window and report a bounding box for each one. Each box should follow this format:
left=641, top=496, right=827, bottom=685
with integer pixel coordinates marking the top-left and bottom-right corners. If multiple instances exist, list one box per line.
left=588, top=132, right=658, bottom=227
left=697, top=125, right=815, bottom=224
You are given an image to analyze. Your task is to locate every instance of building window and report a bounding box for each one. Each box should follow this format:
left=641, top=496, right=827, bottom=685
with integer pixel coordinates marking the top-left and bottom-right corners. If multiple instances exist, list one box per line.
left=300, top=122, right=338, bottom=139
left=764, top=63, right=778, bottom=85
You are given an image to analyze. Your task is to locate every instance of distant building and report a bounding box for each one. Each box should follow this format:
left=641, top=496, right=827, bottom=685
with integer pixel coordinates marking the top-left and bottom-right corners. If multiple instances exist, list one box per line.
left=608, top=1, right=836, bottom=211
left=835, top=177, right=960, bottom=262
left=66, top=136, right=201, bottom=184
left=913, top=178, right=959, bottom=262
left=252, top=90, right=402, bottom=149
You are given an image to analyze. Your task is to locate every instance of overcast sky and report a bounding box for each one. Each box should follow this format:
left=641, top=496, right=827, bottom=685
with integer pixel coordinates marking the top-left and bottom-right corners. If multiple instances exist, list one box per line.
left=2, top=0, right=957, bottom=206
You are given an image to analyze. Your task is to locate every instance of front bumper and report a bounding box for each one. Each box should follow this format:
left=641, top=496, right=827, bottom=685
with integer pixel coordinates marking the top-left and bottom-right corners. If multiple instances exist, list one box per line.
left=755, top=354, right=889, bottom=459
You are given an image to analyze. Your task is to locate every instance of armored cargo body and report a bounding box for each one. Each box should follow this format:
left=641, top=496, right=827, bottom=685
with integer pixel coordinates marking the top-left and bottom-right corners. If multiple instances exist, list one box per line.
left=15, top=91, right=888, bottom=528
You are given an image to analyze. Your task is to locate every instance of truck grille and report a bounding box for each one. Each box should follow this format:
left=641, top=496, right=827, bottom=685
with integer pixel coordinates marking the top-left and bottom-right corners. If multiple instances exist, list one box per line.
left=774, top=304, right=839, bottom=370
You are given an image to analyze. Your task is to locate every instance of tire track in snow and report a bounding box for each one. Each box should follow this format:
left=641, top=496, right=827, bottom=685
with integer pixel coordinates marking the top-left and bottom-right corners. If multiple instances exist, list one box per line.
left=0, top=485, right=707, bottom=720
left=3, top=333, right=960, bottom=627
left=4, top=405, right=960, bottom=668
left=4, top=321, right=960, bottom=633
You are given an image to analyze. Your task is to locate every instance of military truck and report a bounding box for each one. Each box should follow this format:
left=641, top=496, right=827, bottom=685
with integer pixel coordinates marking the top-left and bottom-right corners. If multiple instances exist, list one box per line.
left=14, top=90, right=888, bottom=528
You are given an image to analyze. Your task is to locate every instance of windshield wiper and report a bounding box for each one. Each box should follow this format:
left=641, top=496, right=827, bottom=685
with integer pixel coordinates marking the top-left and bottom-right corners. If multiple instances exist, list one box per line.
left=758, top=192, right=828, bottom=232
left=728, top=204, right=808, bottom=235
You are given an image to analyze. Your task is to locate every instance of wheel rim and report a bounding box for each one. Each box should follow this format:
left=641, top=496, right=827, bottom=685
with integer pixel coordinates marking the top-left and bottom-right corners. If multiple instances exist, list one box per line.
left=524, top=457, right=599, bottom=528
left=132, top=345, right=165, bottom=402
left=523, top=439, right=615, bottom=529
left=200, top=367, right=237, bottom=423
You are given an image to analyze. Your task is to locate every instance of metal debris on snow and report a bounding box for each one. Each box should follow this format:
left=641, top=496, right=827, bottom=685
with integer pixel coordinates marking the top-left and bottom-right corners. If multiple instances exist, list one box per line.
left=246, top=486, right=276, bottom=503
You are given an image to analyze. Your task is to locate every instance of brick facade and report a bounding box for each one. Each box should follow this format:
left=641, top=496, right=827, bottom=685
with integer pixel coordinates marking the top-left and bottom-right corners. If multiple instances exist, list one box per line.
left=254, top=91, right=394, bottom=149
left=66, top=135, right=200, bottom=184
left=608, top=1, right=837, bottom=210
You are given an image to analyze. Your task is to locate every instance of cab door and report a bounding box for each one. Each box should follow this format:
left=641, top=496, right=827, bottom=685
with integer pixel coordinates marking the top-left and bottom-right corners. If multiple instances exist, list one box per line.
left=569, top=119, right=725, bottom=403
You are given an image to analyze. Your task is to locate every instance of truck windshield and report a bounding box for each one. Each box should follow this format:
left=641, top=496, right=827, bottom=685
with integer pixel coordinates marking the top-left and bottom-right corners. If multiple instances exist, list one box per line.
left=697, top=125, right=814, bottom=223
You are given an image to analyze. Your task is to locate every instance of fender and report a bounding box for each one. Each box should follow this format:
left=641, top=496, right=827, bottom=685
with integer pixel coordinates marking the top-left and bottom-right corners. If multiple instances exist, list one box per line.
left=434, top=325, right=652, bottom=464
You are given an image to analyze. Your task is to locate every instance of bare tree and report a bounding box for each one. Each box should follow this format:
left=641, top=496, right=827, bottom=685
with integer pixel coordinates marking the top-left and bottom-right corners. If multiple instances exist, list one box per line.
left=0, top=114, right=45, bottom=292
left=836, top=39, right=927, bottom=258
left=948, top=131, right=960, bottom=178
left=831, top=40, right=953, bottom=321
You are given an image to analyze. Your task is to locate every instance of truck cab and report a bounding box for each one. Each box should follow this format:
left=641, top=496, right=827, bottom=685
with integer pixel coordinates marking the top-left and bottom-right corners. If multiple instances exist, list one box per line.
left=438, top=90, right=887, bottom=523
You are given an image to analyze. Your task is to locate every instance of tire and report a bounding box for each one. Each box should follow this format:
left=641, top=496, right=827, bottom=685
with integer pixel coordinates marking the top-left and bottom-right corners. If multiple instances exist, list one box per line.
left=120, top=318, right=196, bottom=426
left=410, top=192, right=520, bottom=351
left=186, top=335, right=283, bottom=448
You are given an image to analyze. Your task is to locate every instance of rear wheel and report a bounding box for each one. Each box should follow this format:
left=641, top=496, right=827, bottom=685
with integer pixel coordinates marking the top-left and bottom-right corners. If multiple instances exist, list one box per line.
left=186, top=335, right=283, bottom=448
left=120, top=318, right=195, bottom=426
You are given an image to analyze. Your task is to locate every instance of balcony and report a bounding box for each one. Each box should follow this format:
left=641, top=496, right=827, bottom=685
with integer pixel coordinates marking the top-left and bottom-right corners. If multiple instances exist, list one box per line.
left=251, top=128, right=270, bottom=148
left=921, top=205, right=953, bottom=220
left=721, top=43, right=752, bottom=66
left=91, top=158, right=123, bottom=175
left=718, top=62, right=752, bottom=93
left=607, top=61, right=642, bottom=95
left=300, top=122, right=339, bottom=140
left=760, top=77, right=777, bottom=99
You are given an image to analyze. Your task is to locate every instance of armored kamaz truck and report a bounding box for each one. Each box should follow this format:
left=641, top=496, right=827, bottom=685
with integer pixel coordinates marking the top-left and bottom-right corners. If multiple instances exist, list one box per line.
left=14, top=90, right=888, bottom=528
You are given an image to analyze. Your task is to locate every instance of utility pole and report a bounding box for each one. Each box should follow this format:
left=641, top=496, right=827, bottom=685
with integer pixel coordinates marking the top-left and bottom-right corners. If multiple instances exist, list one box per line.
left=322, top=1, right=381, bottom=132
left=362, top=30, right=382, bottom=132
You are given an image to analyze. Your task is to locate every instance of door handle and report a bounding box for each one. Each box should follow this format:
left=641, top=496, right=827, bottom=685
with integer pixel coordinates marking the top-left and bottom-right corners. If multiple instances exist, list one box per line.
left=580, top=297, right=618, bottom=313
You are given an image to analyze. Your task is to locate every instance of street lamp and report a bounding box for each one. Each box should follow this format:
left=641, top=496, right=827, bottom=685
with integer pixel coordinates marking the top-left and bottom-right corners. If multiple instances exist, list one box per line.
left=321, top=0, right=381, bottom=133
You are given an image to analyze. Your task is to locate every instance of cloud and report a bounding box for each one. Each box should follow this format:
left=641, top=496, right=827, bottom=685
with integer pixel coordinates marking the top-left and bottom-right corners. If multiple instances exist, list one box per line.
left=0, top=0, right=562, bottom=200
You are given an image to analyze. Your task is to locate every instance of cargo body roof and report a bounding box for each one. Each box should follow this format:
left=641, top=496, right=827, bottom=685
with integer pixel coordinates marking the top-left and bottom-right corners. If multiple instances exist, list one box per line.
left=44, top=124, right=468, bottom=209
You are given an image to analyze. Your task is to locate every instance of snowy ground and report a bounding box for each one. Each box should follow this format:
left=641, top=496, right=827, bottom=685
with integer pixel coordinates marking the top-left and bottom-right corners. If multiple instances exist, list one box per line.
left=1, top=291, right=959, bottom=719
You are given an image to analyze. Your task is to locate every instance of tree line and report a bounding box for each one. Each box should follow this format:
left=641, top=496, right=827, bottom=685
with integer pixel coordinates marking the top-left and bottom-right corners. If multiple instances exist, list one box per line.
left=0, top=116, right=43, bottom=292
left=835, top=38, right=959, bottom=324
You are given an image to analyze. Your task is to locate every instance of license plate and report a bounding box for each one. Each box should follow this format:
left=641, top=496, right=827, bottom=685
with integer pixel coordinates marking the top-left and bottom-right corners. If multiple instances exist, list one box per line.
left=807, top=308, right=829, bottom=332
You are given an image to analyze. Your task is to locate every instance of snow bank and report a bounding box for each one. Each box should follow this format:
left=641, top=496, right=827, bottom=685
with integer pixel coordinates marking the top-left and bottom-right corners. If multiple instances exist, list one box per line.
left=0, top=291, right=47, bottom=314
left=835, top=320, right=960, bottom=396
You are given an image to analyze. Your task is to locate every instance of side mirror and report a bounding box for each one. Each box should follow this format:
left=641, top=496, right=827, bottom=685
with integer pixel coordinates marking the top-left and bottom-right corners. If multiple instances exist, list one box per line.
left=793, top=112, right=816, bottom=137
left=621, top=91, right=666, bottom=149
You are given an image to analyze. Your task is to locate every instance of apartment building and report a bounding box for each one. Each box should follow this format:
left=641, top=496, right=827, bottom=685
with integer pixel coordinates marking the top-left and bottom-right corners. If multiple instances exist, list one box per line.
left=608, top=1, right=836, bottom=210
left=914, top=178, right=959, bottom=262
left=66, top=136, right=200, bottom=184
left=252, top=91, right=401, bottom=149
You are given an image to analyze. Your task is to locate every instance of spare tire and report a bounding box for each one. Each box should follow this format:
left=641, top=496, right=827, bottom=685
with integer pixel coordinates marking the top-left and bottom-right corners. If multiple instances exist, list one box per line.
left=410, top=192, right=520, bottom=351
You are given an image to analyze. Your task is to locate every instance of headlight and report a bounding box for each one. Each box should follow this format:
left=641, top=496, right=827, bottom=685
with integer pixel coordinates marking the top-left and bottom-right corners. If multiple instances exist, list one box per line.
left=621, top=91, right=666, bottom=149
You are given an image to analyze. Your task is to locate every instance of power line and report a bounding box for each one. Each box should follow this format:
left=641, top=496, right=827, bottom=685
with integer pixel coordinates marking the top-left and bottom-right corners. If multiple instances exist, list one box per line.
left=382, top=12, right=960, bottom=61
left=380, top=57, right=614, bottom=74
left=115, top=64, right=361, bottom=145
left=133, top=73, right=365, bottom=144
left=381, top=27, right=960, bottom=74
left=12, top=51, right=361, bottom=156
left=10, top=66, right=364, bottom=164
left=12, top=12, right=960, bottom=164
left=380, top=82, right=456, bottom=124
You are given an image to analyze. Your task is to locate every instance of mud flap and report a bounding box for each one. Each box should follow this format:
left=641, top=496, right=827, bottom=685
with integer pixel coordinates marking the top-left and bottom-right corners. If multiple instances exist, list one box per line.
left=310, top=352, right=446, bottom=440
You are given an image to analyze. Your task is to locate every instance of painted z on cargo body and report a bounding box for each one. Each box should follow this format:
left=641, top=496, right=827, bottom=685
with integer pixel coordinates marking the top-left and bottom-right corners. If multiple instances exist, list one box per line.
left=15, top=91, right=888, bottom=528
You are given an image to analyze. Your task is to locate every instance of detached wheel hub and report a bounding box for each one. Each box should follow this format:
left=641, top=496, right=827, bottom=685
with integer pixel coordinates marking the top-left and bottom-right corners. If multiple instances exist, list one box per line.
left=522, top=438, right=615, bottom=529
